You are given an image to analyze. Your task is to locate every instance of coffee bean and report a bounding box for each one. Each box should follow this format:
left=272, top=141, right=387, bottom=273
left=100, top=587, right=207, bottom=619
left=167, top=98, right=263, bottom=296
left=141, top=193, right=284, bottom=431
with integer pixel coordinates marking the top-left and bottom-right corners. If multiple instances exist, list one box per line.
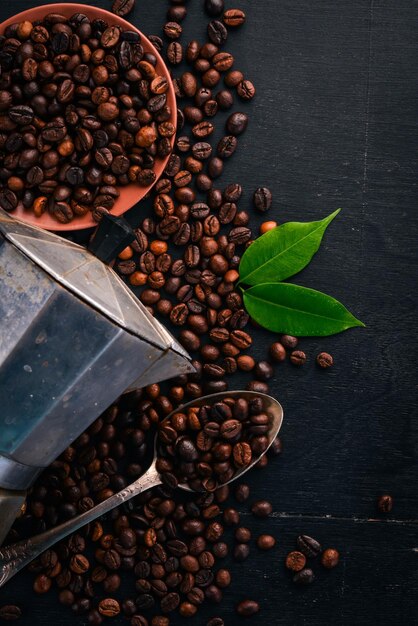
left=316, top=352, right=334, bottom=368
left=253, top=186, right=272, bottom=211
left=226, top=111, right=248, bottom=135
left=377, top=494, right=393, bottom=512
left=237, top=79, right=256, bottom=100
left=296, top=534, right=322, bottom=558
left=164, top=22, right=182, bottom=40
left=205, top=0, right=225, bottom=17
left=321, top=548, right=339, bottom=569
left=0, top=605, right=22, bottom=621
left=250, top=500, right=272, bottom=518
left=98, top=598, right=120, bottom=617
left=167, top=41, right=183, bottom=64
left=112, top=0, right=135, bottom=16
left=208, top=21, right=228, bottom=46
left=293, top=568, right=315, bottom=585
left=223, top=9, right=246, bottom=27
left=286, top=551, right=306, bottom=572
left=236, top=600, right=260, bottom=616
left=217, top=135, right=237, bottom=158
left=290, top=350, right=306, bottom=366
left=270, top=342, right=286, bottom=362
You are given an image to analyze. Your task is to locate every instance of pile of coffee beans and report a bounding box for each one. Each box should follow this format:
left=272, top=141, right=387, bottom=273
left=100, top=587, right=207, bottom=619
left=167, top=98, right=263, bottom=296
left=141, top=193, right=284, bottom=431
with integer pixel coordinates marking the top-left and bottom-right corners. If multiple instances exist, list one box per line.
left=158, top=395, right=273, bottom=491
left=0, top=12, right=174, bottom=223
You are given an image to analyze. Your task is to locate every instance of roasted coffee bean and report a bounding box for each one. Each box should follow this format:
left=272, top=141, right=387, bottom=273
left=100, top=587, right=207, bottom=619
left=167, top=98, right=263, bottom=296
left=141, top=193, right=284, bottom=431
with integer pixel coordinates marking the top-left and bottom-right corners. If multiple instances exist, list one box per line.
left=207, top=618, right=224, bottom=626
left=205, top=0, right=225, bottom=17
left=167, top=41, right=183, bottom=65
left=226, top=111, right=248, bottom=135
left=316, top=352, right=334, bottom=368
left=293, top=568, right=315, bottom=585
left=112, top=0, right=135, bottom=17
left=0, top=605, right=22, bottom=621
left=297, top=534, right=322, bottom=558
left=290, top=350, right=306, bottom=366
left=377, top=494, right=393, bottom=513
left=321, top=548, right=339, bottom=569
left=223, top=9, right=246, bottom=27
left=270, top=342, right=286, bottom=362
left=237, top=79, right=256, bottom=100
left=207, top=21, right=228, bottom=46
left=286, top=551, right=306, bottom=572
left=251, top=500, right=272, bottom=517
left=236, top=600, right=259, bottom=616
left=98, top=598, right=120, bottom=617
left=253, top=186, right=272, bottom=211
left=217, top=135, right=237, bottom=158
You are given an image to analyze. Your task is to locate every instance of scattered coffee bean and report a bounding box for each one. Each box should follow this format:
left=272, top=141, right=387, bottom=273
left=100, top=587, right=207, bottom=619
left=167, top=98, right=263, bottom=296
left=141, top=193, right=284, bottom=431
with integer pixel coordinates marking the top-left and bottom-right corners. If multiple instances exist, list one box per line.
left=377, top=494, right=393, bottom=513
left=316, top=352, right=334, bottom=368
left=285, top=551, right=306, bottom=572
left=296, top=535, right=322, bottom=558
left=112, top=0, right=135, bottom=17
left=236, top=600, right=260, bottom=616
left=293, top=568, right=315, bottom=585
left=290, top=350, right=307, bottom=366
left=0, top=605, right=22, bottom=621
left=256, top=534, right=276, bottom=550
left=321, top=548, right=339, bottom=569
left=253, top=187, right=272, bottom=211
left=251, top=500, right=273, bottom=518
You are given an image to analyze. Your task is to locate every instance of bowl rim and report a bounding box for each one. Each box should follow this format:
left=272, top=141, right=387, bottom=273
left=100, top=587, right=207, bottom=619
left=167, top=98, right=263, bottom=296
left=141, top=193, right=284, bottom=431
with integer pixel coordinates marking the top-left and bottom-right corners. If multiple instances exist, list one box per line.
left=0, top=3, right=177, bottom=231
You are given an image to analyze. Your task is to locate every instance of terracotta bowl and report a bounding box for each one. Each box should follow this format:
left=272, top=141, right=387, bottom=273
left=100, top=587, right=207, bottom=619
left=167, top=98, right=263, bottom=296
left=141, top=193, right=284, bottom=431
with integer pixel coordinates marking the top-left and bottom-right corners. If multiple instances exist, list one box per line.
left=0, top=3, right=176, bottom=231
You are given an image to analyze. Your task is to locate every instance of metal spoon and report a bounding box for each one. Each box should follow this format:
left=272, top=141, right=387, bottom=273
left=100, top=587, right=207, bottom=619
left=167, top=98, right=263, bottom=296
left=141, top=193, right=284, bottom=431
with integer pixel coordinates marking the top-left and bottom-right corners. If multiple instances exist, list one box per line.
left=0, top=391, right=283, bottom=588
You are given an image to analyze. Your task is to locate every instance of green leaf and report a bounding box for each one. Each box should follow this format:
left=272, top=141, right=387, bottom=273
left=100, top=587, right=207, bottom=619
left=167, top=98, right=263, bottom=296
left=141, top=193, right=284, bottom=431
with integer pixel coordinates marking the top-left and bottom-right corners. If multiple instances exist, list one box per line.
left=243, top=282, right=365, bottom=336
left=238, top=209, right=341, bottom=286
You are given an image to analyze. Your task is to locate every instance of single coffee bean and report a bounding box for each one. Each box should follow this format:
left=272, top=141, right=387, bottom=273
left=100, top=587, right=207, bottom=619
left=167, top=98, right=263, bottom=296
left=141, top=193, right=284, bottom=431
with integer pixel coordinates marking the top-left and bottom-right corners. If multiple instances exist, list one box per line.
left=112, top=0, right=135, bottom=17
left=217, top=135, right=237, bottom=158
left=236, top=600, right=260, bottom=616
left=207, top=21, right=228, bottom=46
left=205, top=0, right=224, bottom=17
left=296, top=534, right=322, bottom=558
left=316, top=352, right=334, bottom=368
left=253, top=186, right=272, bottom=211
left=270, top=342, right=286, bottom=362
left=226, top=111, right=248, bottom=135
left=293, top=568, right=315, bottom=585
left=256, top=534, right=276, bottom=550
left=237, top=79, right=256, bottom=100
left=251, top=500, right=272, bottom=518
left=281, top=334, right=298, bottom=349
left=285, top=551, right=306, bottom=572
left=233, top=543, right=250, bottom=561
left=321, top=548, right=339, bottom=569
left=290, top=350, right=307, bottom=366
left=377, top=494, right=393, bottom=512
left=0, top=605, right=22, bottom=620
left=223, top=9, right=246, bottom=27
left=98, top=598, right=120, bottom=617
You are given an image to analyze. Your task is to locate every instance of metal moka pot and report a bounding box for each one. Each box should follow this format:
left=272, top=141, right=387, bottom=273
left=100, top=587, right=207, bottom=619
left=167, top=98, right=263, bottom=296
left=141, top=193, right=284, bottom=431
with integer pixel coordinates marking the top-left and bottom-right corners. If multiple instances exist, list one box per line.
left=0, top=208, right=194, bottom=545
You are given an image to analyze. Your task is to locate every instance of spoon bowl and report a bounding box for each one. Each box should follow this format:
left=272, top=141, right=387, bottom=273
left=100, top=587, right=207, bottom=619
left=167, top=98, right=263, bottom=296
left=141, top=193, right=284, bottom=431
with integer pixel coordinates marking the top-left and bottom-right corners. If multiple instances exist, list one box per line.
left=0, top=391, right=283, bottom=587
left=158, top=390, right=284, bottom=492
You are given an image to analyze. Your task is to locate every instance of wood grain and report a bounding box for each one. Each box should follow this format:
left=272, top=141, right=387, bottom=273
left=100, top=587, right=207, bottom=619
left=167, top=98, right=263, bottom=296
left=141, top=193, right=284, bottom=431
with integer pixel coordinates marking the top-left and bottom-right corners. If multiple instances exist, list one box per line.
left=0, top=0, right=417, bottom=624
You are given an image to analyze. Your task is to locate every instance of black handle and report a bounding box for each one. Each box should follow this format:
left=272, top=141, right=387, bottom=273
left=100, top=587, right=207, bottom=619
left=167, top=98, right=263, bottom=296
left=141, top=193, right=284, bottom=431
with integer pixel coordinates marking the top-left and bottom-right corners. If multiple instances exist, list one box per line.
left=88, top=213, right=136, bottom=264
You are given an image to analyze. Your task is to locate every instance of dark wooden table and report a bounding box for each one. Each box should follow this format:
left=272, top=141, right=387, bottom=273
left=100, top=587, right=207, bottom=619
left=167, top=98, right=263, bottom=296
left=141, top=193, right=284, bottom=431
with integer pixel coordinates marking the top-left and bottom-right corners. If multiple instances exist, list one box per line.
left=1, top=0, right=417, bottom=624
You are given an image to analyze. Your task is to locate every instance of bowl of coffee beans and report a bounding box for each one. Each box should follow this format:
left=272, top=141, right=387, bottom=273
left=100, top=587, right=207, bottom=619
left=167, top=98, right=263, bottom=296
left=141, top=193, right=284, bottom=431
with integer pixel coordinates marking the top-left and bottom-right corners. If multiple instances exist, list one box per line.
left=0, top=4, right=177, bottom=229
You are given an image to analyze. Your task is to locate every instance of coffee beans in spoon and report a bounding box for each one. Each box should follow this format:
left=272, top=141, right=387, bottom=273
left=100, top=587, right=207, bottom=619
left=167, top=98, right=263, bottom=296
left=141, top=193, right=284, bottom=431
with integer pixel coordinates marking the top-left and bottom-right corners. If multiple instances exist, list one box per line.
left=158, top=395, right=272, bottom=491
left=0, top=13, right=173, bottom=224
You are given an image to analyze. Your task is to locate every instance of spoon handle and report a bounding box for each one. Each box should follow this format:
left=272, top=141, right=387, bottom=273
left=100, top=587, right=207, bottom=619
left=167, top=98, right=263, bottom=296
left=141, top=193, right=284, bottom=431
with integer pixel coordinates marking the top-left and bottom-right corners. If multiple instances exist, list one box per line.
left=0, top=463, right=162, bottom=588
